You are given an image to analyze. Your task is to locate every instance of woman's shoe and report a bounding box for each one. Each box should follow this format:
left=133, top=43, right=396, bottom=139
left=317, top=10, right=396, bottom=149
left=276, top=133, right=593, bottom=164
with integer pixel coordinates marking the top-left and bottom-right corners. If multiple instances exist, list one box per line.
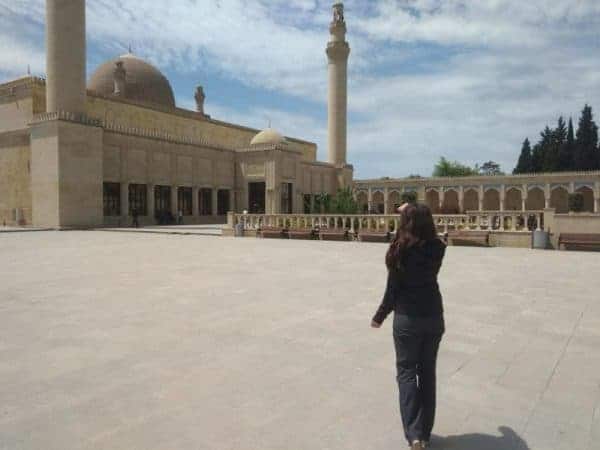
left=411, top=440, right=423, bottom=450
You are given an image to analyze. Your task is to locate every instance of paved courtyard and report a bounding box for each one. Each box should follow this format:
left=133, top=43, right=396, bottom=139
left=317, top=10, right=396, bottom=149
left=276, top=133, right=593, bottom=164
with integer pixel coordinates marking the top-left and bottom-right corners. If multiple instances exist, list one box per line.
left=1, top=231, right=599, bottom=450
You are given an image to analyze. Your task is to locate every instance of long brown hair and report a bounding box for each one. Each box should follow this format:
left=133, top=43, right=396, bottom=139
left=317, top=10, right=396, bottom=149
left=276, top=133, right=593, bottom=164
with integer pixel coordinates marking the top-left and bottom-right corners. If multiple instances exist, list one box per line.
left=385, top=203, right=438, bottom=270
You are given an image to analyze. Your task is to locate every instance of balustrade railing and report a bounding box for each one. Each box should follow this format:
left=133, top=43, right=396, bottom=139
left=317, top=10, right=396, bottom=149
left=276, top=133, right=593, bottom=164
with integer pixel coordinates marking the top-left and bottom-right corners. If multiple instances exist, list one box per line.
left=227, top=210, right=544, bottom=234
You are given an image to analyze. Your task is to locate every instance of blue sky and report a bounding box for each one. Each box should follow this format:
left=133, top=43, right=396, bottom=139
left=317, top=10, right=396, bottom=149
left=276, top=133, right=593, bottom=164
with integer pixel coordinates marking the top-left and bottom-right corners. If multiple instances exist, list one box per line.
left=2, top=0, right=600, bottom=179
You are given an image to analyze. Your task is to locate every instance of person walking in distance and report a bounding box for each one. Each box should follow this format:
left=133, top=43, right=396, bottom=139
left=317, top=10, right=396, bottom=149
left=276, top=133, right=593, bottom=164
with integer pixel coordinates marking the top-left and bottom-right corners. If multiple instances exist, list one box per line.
left=131, top=206, right=139, bottom=228
left=371, top=203, right=446, bottom=450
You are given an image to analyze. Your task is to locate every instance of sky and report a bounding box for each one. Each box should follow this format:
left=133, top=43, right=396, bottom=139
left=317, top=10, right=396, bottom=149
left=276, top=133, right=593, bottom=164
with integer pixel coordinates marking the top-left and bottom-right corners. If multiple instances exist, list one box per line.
left=1, top=0, right=600, bottom=179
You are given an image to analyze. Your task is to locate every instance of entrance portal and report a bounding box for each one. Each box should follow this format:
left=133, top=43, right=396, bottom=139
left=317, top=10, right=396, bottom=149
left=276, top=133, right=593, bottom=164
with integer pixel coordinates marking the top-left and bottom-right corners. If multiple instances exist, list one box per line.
left=248, top=182, right=266, bottom=214
left=154, top=185, right=172, bottom=224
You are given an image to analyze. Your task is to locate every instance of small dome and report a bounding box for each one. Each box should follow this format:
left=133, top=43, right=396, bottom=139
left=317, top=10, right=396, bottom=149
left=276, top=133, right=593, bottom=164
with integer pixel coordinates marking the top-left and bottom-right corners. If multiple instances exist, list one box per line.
left=88, top=53, right=176, bottom=108
left=250, top=128, right=286, bottom=146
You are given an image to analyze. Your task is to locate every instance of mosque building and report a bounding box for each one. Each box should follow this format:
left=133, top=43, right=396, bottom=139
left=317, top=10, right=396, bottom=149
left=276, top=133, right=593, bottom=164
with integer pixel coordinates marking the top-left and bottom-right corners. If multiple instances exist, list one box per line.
left=0, top=1, right=352, bottom=228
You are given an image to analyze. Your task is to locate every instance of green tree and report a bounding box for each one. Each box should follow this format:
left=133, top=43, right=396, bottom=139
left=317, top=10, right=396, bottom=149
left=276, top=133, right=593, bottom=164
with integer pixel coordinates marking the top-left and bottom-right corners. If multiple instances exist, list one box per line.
left=314, top=192, right=332, bottom=213
left=531, top=127, right=553, bottom=172
left=514, top=138, right=532, bottom=174
left=331, top=187, right=359, bottom=214
left=543, top=117, right=567, bottom=172
left=477, top=161, right=504, bottom=176
left=574, top=104, right=599, bottom=170
left=558, top=117, right=575, bottom=171
left=432, top=157, right=478, bottom=177
left=400, top=191, right=417, bottom=204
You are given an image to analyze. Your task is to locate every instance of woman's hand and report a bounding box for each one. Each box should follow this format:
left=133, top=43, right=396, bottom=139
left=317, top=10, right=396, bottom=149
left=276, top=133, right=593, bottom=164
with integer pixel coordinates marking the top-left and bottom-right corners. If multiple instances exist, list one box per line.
left=371, top=320, right=382, bottom=328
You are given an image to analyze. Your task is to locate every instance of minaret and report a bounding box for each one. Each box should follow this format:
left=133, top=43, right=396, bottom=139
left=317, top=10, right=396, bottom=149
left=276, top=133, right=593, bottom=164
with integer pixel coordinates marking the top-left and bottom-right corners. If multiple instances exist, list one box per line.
left=326, top=3, right=350, bottom=167
left=46, top=0, right=86, bottom=114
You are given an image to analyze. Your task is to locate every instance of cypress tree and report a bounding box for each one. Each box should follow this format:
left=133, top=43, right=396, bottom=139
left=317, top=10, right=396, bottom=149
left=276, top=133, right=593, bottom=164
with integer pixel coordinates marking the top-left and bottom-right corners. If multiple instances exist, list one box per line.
left=531, top=127, right=552, bottom=172
left=514, top=138, right=532, bottom=174
left=558, top=117, right=575, bottom=171
left=543, top=117, right=566, bottom=172
left=574, top=104, right=598, bottom=170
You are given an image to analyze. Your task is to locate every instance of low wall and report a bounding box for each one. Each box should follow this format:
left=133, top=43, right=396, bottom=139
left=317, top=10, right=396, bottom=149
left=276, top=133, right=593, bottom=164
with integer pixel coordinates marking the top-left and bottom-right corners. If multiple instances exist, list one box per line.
left=489, top=231, right=532, bottom=248
left=544, top=210, right=600, bottom=248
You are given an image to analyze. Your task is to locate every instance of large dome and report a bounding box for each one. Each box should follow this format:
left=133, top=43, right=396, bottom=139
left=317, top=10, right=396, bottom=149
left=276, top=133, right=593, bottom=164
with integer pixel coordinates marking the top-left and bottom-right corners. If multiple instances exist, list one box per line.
left=250, top=128, right=287, bottom=146
left=88, top=53, right=176, bottom=108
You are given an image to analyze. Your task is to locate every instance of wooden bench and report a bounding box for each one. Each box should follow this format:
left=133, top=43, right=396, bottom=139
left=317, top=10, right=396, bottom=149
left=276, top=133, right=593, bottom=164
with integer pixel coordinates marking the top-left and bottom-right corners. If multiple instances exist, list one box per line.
left=447, top=230, right=490, bottom=247
left=287, top=229, right=316, bottom=240
left=358, top=231, right=391, bottom=243
left=558, top=233, right=600, bottom=251
left=319, top=230, right=349, bottom=241
left=258, top=227, right=286, bottom=239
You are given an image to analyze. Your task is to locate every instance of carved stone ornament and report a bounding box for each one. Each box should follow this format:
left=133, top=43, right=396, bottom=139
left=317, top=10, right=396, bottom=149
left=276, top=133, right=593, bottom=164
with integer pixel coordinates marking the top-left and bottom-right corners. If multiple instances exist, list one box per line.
left=332, top=3, right=344, bottom=24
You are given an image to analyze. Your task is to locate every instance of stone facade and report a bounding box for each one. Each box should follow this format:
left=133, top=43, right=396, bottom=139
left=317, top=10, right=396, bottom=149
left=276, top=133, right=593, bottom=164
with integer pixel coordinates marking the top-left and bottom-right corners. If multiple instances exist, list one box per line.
left=0, top=1, right=351, bottom=228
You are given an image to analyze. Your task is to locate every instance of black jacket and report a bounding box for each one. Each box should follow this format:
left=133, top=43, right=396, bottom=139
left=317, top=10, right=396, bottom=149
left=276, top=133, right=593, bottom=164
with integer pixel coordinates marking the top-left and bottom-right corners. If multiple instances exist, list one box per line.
left=372, top=238, right=446, bottom=324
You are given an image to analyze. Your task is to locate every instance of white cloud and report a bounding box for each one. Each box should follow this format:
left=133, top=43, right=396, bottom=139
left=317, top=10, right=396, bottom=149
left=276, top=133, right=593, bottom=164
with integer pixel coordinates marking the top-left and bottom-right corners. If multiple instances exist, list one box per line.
left=1, top=0, right=600, bottom=178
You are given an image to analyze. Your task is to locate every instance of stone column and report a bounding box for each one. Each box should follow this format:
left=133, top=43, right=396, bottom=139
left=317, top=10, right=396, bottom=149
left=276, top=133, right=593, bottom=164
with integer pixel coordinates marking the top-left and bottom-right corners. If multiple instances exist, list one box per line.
left=383, top=188, right=389, bottom=214
left=229, top=189, right=235, bottom=214
left=500, top=184, right=505, bottom=211
left=545, top=183, right=551, bottom=209
left=478, top=185, right=484, bottom=211
left=326, top=3, right=350, bottom=167
left=46, top=0, right=86, bottom=114
left=212, top=188, right=219, bottom=216
left=458, top=186, right=464, bottom=213
left=147, top=184, right=155, bottom=221
left=367, top=187, right=373, bottom=214
left=522, top=184, right=528, bottom=211
left=171, top=185, right=178, bottom=216
left=439, top=189, right=445, bottom=212
left=121, top=183, right=129, bottom=219
left=192, top=186, right=199, bottom=217
left=594, top=181, right=600, bottom=213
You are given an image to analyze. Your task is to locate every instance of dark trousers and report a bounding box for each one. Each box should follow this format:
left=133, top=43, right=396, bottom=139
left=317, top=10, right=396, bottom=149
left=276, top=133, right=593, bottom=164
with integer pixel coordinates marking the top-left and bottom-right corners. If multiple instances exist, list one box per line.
left=393, top=314, right=444, bottom=444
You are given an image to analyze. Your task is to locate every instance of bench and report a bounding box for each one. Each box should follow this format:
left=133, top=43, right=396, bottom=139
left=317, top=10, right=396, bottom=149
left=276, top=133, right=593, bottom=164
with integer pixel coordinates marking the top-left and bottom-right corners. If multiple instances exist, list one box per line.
left=558, top=233, right=600, bottom=251
left=358, top=231, right=391, bottom=243
left=319, top=230, right=349, bottom=241
left=258, top=226, right=286, bottom=239
left=287, top=229, right=316, bottom=240
left=447, top=230, right=490, bottom=247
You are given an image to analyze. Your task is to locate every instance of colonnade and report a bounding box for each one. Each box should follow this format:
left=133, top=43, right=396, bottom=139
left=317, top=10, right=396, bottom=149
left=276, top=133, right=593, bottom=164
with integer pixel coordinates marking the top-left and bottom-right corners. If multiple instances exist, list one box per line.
left=356, top=180, right=600, bottom=215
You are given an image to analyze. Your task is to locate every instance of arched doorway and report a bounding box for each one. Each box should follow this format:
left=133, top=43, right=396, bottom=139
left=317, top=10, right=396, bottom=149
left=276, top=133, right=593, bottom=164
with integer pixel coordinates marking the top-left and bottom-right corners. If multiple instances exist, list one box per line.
left=576, top=186, right=595, bottom=212
left=442, top=190, right=459, bottom=213
left=372, top=191, right=385, bottom=214
left=388, top=191, right=401, bottom=213
left=426, top=189, right=440, bottom=213
left=483, top=189, right=500, bottom=211
left=505, top=188, right=523, bottom=211
left=550, top=186, right=569, bottom=213
left=356, top=191, right=368, bottom=214
left=463, top=189, right=479, bottom=211
left=526, top=187, right=545, bottom=210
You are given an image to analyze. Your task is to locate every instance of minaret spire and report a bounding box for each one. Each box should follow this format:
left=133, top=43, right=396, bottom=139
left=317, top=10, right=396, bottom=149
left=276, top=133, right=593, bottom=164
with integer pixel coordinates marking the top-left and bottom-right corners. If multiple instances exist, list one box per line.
left=326, top=2, right=350, bottom=168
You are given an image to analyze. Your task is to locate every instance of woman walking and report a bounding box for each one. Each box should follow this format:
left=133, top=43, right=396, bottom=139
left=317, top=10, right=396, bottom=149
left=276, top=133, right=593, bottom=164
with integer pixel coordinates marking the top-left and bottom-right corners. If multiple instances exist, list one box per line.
left=371, top=203, right=446, bottom=450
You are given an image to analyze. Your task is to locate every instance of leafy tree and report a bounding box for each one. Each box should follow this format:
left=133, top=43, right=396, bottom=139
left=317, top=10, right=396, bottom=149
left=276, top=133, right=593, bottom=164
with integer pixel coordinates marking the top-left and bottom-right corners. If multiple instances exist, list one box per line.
left=401, top=191, right=418, bottom=204
left=331, top=187, right=359, bottom=214
left=558, top=117, right=575, bottom=171
left=574, top=104, right=599, bottom=170
left=477, top=160, right=504, bottom=176
left=432, top=157, right=478, bottom=177
left=407, top=174, right=423, bottom=179
left=514, top=138, right=532, bottom=174
left=314, top=192, right=331, bottom=213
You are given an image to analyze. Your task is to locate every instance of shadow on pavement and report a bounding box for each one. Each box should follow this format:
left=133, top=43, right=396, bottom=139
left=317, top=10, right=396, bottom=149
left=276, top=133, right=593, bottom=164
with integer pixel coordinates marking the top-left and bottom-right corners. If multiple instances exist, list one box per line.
left=432, top=426, right=529, bottom=449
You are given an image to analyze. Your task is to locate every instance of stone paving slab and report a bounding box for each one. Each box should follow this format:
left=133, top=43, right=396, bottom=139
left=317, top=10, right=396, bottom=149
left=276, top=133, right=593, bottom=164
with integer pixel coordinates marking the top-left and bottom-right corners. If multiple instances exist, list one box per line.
left=0, top=231, right=599, bottom=450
